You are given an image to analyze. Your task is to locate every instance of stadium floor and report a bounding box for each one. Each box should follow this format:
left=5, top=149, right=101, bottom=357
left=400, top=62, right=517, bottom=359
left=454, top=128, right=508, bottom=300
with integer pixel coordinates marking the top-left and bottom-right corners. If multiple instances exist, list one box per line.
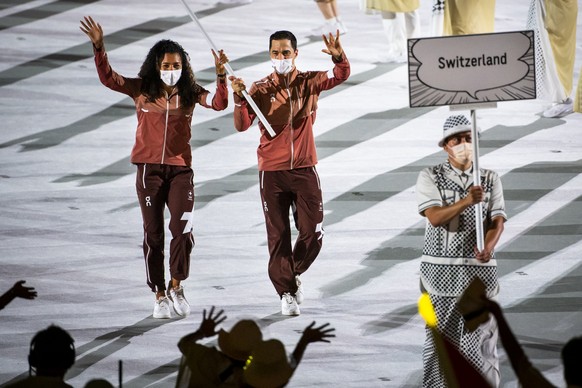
left=1, top=1, right=581, bottom=387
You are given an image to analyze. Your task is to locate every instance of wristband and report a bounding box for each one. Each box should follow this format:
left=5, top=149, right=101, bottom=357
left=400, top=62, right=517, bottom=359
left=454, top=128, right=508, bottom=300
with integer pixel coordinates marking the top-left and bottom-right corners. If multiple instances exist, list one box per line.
left=217, top=73, right=226, bottom=78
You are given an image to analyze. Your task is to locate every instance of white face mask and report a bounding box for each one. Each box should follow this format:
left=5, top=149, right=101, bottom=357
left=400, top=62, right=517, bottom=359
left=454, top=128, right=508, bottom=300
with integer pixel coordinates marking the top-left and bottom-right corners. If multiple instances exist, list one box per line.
left=447, top=142, right=473, bottom=165
left=160, top=69, right=182, bottom=86
left=271, top=58, right=294, bottom=74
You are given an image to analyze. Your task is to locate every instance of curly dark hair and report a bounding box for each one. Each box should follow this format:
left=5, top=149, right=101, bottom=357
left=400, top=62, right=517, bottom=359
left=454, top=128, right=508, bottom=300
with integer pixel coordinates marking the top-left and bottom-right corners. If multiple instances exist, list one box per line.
left=138, top=39, right=203, bottom=108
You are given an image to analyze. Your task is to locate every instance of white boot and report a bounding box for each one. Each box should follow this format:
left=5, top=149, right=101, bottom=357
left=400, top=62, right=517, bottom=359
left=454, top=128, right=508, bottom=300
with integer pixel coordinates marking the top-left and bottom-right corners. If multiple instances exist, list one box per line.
left=381, top=12, right=406, bottom=63
left=405, top=10, right=421, bottom=39
left=430, top=0, right=445, bottom=36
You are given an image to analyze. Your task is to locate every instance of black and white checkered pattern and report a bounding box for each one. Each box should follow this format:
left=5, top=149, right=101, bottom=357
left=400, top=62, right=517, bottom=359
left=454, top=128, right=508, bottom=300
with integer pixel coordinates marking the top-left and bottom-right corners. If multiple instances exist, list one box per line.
left=419, top=161, right=504, bottom=385
left=438, top=115, right=472, bottom=146
left=422, top=295, right=491, bottom=387
left=432, top=0, right=445, bottom=14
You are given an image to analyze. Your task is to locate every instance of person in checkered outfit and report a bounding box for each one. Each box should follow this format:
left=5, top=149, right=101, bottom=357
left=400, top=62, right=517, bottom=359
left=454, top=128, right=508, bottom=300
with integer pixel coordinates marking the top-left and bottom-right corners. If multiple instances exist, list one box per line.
left=416, top=115, right=507, bottom=387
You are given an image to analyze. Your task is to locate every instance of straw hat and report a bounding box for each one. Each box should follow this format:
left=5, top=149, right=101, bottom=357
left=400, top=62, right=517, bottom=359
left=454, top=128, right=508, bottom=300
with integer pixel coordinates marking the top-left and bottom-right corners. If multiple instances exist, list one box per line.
left=244, top=339, right=294, bottom=388
left=438, top=115, right=474, bottom=147
left=218, top=319, right=263, bottom=361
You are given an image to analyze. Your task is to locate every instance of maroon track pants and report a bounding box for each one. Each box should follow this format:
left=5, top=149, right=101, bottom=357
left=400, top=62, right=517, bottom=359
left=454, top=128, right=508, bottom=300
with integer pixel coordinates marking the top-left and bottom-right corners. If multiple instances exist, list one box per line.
left=259, top=167, right=324, bottom=297
left=136, top=164, right=195, bottom=293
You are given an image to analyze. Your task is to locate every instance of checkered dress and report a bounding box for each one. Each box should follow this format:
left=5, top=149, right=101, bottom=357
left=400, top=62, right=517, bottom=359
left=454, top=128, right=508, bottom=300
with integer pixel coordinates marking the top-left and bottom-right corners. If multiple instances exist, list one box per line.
left=416, top=161, right=507, bottom=387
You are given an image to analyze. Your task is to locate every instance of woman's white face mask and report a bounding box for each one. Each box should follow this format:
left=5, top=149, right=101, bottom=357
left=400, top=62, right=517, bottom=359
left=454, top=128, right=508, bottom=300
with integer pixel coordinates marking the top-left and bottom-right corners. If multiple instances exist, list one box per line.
left=271, top=58, right=294, bottom=74
left=160, top=69, right=182, bottom=86
left=447, top=143, right=473, bottom=165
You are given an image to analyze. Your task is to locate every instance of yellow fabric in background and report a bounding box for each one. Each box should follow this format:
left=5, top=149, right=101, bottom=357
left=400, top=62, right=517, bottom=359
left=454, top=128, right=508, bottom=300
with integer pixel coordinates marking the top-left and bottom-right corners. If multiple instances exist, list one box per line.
left=443, top=0, right=496, bottom=35
left=544, top=0, right=577, bottom=96
left=364, top=0, right=419, bottom=13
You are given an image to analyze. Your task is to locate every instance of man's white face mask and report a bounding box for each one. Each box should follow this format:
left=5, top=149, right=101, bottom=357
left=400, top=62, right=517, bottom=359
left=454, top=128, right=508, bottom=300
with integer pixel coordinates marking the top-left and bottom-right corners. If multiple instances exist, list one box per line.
left=448, top=142, right=473, bottom=165
left=271, top=58, right=294, bottom=74
left=160, top=69, right=182, bottom=86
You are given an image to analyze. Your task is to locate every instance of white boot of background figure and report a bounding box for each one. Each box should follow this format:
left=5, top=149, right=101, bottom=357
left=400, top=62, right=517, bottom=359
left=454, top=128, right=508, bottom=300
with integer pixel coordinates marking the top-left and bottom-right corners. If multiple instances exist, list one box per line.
left=403, top=9, right=421, bottom=59
left=381, top=12, right=407, bottom=63
left=312, top=17, right=347, bottom=36
left=431, top=0, right=445, bottom=36
left=336, top=16, right=348, bottom=34
left=405, top=10, right=421, bottom=39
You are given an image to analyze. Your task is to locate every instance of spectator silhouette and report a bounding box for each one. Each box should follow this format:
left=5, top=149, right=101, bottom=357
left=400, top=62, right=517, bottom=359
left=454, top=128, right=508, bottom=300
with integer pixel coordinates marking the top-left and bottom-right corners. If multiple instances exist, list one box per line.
left=458, top=277, right=582, bottom=387
left=244, top=321, right=336, bottom=388
left=0, top=280, right=37, bottom=311
left=176, top=307, right=335, bottom=387
left=418, top=292, right=492, bottom=388
left=175, top=306, right=263, bottom=387
left=84, top=379, right=114, bottom=388
left=6, top=325, right=75, bottom=388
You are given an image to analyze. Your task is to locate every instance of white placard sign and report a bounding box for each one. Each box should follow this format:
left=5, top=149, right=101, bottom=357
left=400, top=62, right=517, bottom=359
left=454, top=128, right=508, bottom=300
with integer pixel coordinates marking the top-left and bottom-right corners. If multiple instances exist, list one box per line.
left=408, top=31, right=535, bottom=108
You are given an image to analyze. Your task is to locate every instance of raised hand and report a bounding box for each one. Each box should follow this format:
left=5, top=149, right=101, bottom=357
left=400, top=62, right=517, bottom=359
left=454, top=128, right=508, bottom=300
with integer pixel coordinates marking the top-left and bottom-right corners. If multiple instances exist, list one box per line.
left=212, top=49, right=229, bottom=76
left=301, top=321, right=336, bottom=344
left=197, top=306, right=227, bottom=338
left=79, top=16, right=104, bottom=50
left=321, top=29, right=343, bottom=60
left=12, top=280, right=37, bottom=300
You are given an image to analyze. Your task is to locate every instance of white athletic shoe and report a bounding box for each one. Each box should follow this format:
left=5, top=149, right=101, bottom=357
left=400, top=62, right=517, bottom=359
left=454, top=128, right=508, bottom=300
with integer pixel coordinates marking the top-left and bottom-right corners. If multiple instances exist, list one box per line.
left=543, top=98, right=573, bottom=118
left=295, top=275, right=304, bottom=305
left=168, top=286, right=191, bottom=317
left=337, top=20, right=348, bottom=35
left=312, top=20, right=347, bottom=36
left=153, top=297, right=171, bottom=319
left=281, top=292, right=300, bottom=316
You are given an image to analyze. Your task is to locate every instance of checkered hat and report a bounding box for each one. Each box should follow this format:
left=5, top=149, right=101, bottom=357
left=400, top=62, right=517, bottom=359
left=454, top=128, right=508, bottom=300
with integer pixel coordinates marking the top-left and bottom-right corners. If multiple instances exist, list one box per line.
left=438, top=115, right=472, bottom=147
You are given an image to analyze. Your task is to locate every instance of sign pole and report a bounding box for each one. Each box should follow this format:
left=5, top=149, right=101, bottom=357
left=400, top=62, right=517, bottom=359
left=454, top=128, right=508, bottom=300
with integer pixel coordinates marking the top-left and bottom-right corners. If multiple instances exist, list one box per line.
left=177, top=0, right=276, bottom=138
left=470, top=109, right=485, bottom=251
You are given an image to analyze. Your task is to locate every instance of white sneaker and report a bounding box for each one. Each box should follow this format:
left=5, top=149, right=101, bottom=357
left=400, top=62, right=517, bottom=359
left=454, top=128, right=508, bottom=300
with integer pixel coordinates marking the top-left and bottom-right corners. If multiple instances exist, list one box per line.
left=153, top=297, right=171, bottom=319
left=295, top=275, right=304, bottom=305
left=543, top=98, right=573, bottom=118
left=281, top=292, right=300, bottom=316
left=312, top=20, right=347, bottom=36
left=337, top=20, right=348, bottom=35
left=168, top=286, right=191, bottom=317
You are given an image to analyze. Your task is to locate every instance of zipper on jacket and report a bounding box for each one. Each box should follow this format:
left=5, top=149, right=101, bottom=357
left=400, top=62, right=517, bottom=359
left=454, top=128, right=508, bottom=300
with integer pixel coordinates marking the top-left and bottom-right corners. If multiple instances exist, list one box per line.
left=285, top=76, right=294, bottom=170
left=161, top=92, right=170, bottom=163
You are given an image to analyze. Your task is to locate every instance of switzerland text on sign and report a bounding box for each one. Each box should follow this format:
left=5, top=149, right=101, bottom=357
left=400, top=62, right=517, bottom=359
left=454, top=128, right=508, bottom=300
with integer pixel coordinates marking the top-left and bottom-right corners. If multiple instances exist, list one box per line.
left=408, top=31, right=535, bottom=108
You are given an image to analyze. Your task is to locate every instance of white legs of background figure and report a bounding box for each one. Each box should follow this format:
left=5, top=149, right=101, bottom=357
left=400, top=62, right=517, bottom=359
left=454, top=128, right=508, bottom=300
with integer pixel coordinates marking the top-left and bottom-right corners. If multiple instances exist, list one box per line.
left=431, top=0, right=445, bottom=36
left=380, top=10, right=420, bottom=63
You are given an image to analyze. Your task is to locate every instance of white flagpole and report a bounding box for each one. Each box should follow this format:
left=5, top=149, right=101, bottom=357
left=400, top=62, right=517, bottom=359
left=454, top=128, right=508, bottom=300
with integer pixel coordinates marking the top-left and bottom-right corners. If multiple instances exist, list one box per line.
left=470, top=109, right=485, bottom=251
left=178, top=0, right=276, bottom=138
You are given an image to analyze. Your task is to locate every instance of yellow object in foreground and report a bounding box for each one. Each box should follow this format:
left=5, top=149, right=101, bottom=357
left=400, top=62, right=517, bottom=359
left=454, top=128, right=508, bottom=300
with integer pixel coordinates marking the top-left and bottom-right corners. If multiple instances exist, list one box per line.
left=418, top=293, right=438, bottom=328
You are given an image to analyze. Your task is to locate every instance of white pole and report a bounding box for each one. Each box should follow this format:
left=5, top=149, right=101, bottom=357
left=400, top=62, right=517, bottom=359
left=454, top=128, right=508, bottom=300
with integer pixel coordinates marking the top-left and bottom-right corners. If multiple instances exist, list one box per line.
left=470, top=109, right=485, bottom=251
left=177, top=0, right=276, bottom=138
